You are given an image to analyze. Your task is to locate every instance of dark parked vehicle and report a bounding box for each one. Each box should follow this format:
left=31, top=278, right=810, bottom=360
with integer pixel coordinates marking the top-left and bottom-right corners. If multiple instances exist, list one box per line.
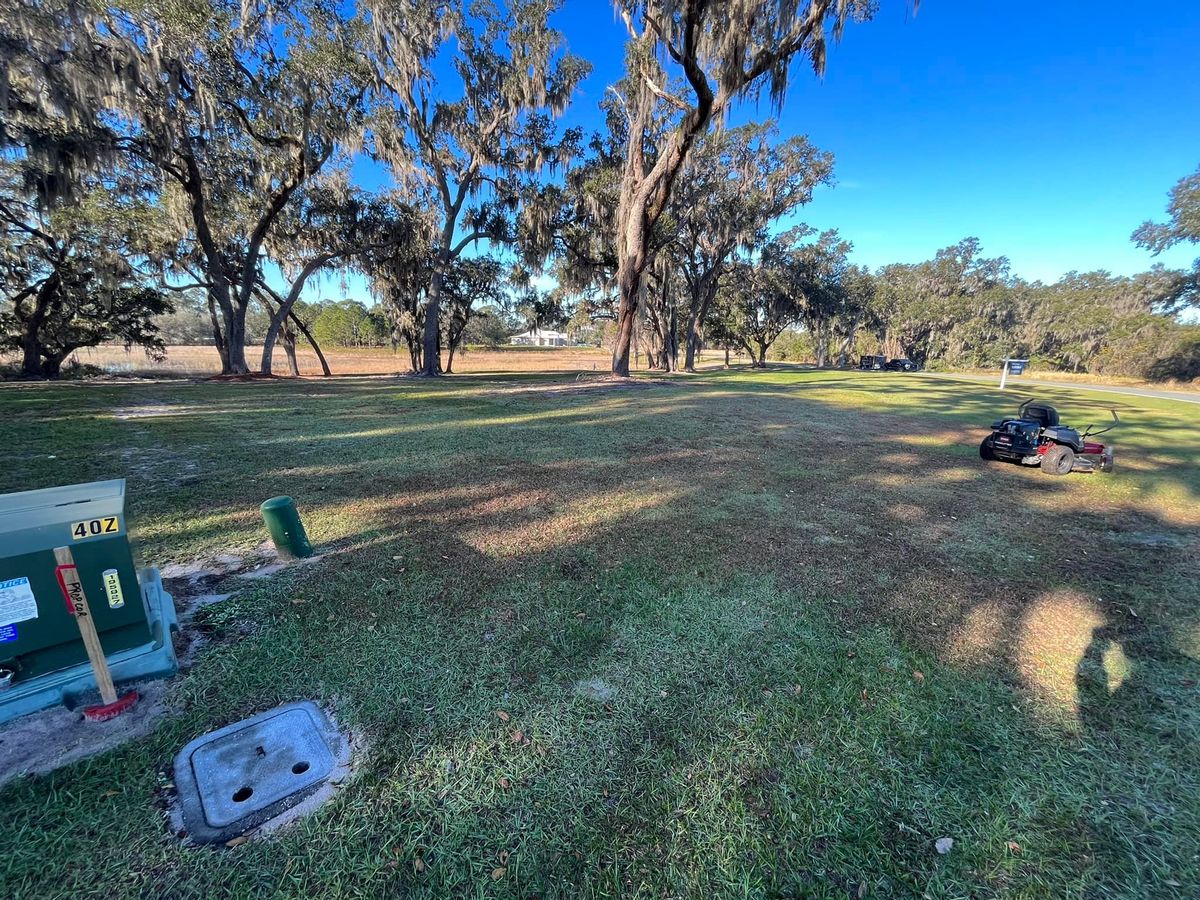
left=858, top=355, right=887, bottom=370
left=884, top=358, right=920, bottom=372
left=980, top=399, right=1116, bottom=476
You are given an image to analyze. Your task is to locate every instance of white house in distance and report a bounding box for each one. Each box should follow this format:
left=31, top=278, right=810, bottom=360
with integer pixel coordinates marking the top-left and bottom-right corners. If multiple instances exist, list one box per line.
left=510, top=327, right=571, bottom=347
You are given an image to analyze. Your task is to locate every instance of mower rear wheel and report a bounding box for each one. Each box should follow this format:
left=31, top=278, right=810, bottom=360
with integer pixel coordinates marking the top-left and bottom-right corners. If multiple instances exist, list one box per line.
left=979, top=437, right=997, bottom=461
left=1041, top=444, right=1075, bottom=476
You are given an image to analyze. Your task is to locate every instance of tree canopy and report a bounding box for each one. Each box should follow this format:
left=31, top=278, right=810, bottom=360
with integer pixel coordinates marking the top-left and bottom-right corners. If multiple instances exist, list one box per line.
left=1, top=0, right=1195, bottom=384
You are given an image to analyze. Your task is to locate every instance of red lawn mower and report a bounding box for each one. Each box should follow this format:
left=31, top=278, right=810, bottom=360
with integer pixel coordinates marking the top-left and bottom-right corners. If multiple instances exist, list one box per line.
left=979, top=399, right=1117, bottom=476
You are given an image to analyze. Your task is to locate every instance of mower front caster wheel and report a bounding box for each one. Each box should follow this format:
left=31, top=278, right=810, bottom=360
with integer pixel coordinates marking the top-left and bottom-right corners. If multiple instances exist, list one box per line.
left=1041, top=444, right=1075, bottom=476
left=979, top=438, right=997, bottom=461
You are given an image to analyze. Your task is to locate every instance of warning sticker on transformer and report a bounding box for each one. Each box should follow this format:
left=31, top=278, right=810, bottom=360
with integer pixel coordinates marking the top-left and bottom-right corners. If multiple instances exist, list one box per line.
left=102, top=569, right=125, bottom=609
left=0, top=576, right=38, bottom=627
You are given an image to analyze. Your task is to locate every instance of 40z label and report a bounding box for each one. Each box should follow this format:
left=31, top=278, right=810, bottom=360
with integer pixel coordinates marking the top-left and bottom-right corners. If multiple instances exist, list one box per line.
left=71, top=517, right=120, bottom=540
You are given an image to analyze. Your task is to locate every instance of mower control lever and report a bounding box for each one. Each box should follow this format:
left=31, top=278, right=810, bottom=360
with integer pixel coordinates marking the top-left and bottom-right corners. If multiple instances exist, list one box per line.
left=1083, top=409, right=1120, bottom=439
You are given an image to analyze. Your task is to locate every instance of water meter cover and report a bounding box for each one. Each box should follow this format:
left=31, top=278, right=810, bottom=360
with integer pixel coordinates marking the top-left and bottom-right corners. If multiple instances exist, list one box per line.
left=174, top=702, right=341, bottom=842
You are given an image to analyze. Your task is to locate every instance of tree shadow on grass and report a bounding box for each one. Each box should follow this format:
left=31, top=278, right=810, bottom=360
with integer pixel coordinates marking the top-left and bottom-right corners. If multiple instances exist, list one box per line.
left=2, top=371, right=1199, bottom=896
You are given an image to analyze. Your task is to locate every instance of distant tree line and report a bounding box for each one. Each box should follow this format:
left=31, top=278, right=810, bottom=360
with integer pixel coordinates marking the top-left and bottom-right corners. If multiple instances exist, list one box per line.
left=708, top=235, right=1199, bottom=382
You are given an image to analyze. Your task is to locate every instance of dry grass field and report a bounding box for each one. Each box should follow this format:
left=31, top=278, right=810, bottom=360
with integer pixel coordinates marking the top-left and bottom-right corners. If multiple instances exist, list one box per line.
left=64, top=343, right=741, bottom=376
left=53, top=343, right=1199, bottom=391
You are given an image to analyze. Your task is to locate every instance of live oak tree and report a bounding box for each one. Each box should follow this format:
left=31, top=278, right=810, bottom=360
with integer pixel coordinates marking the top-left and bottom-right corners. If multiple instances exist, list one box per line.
left=709, top=259, right=782, bottom=366
left=4, top=0, right=375, bottom=375
left=370, top=235, right=435, bottom=373
left=441, top=256, right=506, bottom=373
left=855, top=236, right=1197, bottom=380
left=0, top=0, right=172, bottom=376
left=870, top=238, right=1011, bottom=365
left=0, top=279, right=170, bottom=377
left=671, top=122, right=832, bottom=371
left=606, top=0, right=874, bottom=376
left=1016, top=268, right=1189, bottom=374
left=251, top=290, right=330, bottom=376
left=367, top=0, right=589, bottom=375
left=0, top=0, right=124, bottom=205
left=527, top=98, right=638, bottom=356
left=312, top=300, right=389, bottom=349
left=829, top=263, right=875, bottom=365
left=781, top=229, right=861, bottom=367
left=548, top=107, right=831, bottom=372
left=259, top=175, right=419, bottom=374
left=0, top=162, right=170, bottom=377
left=707, top=226, right=872, bottom=367
left=707, top=230, right=809, bottom=366
left=462, top=305, right=514, bottom=346
left=1133, top=165, right=1200, bottom=312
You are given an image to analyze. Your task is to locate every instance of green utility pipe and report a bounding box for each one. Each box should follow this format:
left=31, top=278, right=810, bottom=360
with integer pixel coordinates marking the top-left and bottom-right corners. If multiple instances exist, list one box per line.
left=259, top=496, right=314, bottom=559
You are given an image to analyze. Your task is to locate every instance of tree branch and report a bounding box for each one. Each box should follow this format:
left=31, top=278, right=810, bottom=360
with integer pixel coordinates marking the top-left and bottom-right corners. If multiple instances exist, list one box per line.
left=642, top=75, right=689, bottom=112
left=451, top=229, right=490, bottom=257
left=219, top=98, right=303, bottom=150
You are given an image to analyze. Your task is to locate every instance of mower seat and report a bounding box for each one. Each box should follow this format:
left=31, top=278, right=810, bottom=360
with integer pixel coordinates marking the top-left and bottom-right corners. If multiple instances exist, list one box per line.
left=1022, top=404, right=1059, bottom=429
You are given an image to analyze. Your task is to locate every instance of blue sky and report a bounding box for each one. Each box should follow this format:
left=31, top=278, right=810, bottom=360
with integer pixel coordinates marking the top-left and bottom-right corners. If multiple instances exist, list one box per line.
left=302, top=0, right=1200, bottom=302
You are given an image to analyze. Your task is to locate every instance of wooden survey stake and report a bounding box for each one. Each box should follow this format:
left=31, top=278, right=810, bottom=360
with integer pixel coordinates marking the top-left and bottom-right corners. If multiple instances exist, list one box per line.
left=53, top=546, right=118, bottom=705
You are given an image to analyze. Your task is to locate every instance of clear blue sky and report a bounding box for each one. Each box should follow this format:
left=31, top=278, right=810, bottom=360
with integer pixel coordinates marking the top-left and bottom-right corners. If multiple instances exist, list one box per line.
left=302, top=0, right=1200, bottom=302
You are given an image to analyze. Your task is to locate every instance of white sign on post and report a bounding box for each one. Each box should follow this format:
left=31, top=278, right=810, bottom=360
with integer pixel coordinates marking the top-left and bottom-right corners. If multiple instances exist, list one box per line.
left=999, top=358, right=1028, bottom=390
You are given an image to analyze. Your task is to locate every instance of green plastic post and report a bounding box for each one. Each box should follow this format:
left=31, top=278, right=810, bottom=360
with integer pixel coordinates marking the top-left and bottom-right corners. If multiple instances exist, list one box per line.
left=259, top=496, right=313, bottom=559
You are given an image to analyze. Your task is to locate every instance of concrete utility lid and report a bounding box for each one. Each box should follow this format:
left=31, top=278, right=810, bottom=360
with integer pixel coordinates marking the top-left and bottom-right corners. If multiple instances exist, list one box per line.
left=173, top=701, right=341, bottom=844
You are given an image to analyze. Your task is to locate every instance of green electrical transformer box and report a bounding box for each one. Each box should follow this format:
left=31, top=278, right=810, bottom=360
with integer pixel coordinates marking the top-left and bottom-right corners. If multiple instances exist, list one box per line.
left=0, top=479, right=178, bottom=722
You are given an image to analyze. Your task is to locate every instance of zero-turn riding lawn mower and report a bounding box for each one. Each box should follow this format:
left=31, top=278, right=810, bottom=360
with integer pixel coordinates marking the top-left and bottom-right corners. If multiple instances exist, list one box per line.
left=979, top=398, right=1117, bottom=476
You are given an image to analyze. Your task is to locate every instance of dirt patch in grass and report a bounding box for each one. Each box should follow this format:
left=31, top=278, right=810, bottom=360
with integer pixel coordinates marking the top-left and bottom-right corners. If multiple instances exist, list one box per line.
left=0, top=680, right=178, bottom=788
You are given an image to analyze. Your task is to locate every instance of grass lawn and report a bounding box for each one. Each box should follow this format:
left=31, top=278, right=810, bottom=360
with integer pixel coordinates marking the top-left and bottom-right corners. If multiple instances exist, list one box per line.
left=1, top=368, right=1197, bottom=898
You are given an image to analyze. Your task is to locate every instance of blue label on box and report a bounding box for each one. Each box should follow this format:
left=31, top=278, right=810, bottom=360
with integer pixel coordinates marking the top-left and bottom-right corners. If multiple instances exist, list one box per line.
left=0, top=624, right=16, bottom=643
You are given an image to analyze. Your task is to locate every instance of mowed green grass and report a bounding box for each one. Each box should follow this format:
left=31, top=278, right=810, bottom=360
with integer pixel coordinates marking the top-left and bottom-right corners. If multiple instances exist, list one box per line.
left=1, top=368, right=1198, bottom=899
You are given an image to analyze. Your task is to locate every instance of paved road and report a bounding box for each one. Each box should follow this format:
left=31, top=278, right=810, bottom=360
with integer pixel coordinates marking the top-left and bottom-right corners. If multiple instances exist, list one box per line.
left=918, top=372, right=1200, bottom=405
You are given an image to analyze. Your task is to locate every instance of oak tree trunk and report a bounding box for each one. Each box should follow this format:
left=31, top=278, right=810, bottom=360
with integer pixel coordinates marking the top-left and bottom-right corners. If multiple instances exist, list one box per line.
left=683, top=271, right=719, bottom=373
left=422, top=255, right=447, bottom=376
left=20, top=329, right=44, bottom=377
left=668, top=302, right=679, bottom=371
left=611, top=252, right=642, bottom=376
left=291, top=311, right=331, bottom=376
left=684, top=308, right=702, bottom=372
left=422, top=277, right=442, bottom=375
left=42, top=350, right=71, bottom=377
left=225, top=303, right=250, bottom=374
left=282, top=321, right=300, bottom=376
left=18, top=274, right=61, bottom=377
left=205, top=292, right=231, bottom=373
